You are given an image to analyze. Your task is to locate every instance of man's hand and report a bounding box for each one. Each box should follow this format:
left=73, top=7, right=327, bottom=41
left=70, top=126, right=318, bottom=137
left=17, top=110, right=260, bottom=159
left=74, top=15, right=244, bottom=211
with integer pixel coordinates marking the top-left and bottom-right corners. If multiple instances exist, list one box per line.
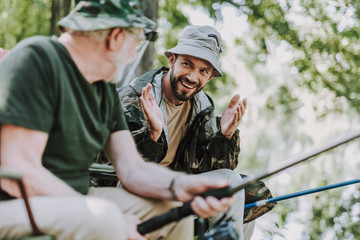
left=124, top=214, right=147, bottom=240
left=220, top=94, right=247, bottom=140
left=140, top=83, right=164, bottom=141
left=174, top=175, right=235, bottom=218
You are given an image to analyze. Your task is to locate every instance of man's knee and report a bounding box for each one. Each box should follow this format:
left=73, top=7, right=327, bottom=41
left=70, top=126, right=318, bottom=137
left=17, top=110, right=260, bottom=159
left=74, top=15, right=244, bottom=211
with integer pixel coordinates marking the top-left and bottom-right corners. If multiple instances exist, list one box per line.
left=211, top=168, right=243, bottom=183
left=33, top=196, right=127, bottom=240
left=73, top=197, right=126, bottom=240
left=0, top=196, right=127, bottom=240
left=201, top=169, right=244, bottom=193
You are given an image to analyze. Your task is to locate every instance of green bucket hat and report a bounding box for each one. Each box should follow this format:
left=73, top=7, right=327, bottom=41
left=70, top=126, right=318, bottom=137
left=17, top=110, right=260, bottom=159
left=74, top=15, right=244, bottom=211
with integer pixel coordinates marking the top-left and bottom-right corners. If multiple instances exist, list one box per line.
left=58, top=0, right=156, bottom=31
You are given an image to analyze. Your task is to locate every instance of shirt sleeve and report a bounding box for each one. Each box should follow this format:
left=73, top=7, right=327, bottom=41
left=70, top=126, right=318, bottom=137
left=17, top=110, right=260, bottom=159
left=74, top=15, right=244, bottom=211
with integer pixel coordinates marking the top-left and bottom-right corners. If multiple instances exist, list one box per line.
left=0, top=43, right=56, bottom=133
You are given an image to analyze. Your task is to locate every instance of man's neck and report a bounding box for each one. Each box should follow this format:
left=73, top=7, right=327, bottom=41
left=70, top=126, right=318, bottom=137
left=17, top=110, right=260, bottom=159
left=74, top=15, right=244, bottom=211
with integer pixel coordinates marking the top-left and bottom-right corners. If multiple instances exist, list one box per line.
left=58, top=32, right=115, bottom=84
left=162, top=71, right=185, bottom=106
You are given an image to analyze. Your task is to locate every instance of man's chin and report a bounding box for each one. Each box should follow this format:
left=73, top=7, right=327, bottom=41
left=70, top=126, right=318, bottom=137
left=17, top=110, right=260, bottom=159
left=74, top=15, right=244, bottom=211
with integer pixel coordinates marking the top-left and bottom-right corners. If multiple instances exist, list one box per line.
left=108, top=68, right=125, bottom=84
left=175, top=92, right=195, bottom=101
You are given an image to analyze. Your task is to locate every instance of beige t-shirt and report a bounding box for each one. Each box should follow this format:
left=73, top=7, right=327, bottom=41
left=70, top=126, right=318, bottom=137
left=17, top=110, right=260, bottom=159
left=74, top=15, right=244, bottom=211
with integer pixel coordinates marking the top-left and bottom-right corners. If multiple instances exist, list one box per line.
left=159, top=95, right=191, bottom=167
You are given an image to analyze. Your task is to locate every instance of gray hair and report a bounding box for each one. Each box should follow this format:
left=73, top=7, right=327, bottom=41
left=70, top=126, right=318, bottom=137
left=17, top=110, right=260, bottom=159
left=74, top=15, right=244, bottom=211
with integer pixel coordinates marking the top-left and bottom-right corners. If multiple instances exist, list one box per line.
left=67, top=29, right=111, bottom=42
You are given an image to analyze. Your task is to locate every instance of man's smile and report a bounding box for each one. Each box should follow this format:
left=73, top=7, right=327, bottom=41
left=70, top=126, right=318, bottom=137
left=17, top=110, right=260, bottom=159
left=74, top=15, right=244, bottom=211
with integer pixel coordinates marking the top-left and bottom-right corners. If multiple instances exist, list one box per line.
left=180, top=78, right=196, bottom=89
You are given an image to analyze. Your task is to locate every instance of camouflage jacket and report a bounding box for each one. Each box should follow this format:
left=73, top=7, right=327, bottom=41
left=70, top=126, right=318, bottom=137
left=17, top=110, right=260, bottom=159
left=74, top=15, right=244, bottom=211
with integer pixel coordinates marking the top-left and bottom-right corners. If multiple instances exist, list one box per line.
left=118, top=67, right=241, bottom=174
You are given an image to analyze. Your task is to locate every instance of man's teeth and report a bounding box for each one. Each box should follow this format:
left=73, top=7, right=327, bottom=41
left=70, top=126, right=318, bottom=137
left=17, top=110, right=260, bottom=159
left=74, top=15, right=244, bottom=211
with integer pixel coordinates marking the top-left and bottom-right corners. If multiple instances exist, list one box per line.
left=181, top=80, right=195, bottom=89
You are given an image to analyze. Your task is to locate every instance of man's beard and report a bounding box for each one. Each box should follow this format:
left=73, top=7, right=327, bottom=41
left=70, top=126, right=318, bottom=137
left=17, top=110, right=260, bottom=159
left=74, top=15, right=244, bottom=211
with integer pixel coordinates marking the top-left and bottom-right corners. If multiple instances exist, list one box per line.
left=169, top=68, right=203, bottom=101
left=109, top=47, right=136, bottom=84
left=109, top=62, right=126, bottom=84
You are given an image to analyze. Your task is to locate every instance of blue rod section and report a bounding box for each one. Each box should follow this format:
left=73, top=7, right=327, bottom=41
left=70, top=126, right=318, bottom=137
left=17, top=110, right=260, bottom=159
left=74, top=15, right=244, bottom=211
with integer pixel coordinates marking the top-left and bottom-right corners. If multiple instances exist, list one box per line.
left=245, top=178, right=360, bottom=209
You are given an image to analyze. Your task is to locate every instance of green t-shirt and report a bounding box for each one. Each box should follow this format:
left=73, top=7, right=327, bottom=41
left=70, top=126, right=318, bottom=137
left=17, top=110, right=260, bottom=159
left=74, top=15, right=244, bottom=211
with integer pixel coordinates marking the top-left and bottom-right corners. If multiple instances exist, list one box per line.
left=0, top=36, right=128, bottom=194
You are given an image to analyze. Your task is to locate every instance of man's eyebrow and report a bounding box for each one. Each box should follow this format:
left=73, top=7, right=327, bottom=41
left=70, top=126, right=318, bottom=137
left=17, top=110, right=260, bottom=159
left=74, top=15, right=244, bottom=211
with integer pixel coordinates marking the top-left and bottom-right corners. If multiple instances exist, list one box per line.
left=182, top=57, right=212, bottom=71
left=182, top=57, right=194, bottom=66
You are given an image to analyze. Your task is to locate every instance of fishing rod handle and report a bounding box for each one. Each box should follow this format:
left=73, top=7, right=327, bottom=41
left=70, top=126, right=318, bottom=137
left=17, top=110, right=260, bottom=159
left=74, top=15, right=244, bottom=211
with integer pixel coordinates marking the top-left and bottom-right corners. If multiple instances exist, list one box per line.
left=137, top=202, right=192, bottom=235
left=137, top=186, right=233, bottom=235
left=200, top=185, right=233, bottom=199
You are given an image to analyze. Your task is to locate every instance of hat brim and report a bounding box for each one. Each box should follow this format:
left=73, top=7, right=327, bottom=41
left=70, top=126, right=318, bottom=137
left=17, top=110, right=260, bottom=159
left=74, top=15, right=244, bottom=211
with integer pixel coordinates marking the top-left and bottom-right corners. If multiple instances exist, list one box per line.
left=165, top=45, right=223, bottom=77
left=58, top=13, right=156, bottom=31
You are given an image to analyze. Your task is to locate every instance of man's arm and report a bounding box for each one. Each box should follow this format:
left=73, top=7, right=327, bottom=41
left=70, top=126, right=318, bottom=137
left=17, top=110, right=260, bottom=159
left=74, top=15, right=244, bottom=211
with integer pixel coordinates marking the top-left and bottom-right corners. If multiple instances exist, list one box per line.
left=0, top=124, right=79, bottom=197
left=198, top=95, right=247, bottom=171
left=104, top=130, right=234, bottom=218
left=119, top=85, right=166, bottom=163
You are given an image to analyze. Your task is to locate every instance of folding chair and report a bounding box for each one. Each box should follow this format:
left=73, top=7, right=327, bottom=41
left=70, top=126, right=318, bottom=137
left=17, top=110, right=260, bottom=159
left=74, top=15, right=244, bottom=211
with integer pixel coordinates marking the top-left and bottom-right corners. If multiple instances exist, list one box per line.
left=0, top=167, right=54, bottom=240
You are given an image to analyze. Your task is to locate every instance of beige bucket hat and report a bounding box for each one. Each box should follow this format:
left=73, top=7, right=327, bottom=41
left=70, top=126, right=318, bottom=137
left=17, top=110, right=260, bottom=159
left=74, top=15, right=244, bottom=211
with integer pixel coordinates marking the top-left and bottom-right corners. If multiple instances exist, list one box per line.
left=165, top=25, right=223, bottom=77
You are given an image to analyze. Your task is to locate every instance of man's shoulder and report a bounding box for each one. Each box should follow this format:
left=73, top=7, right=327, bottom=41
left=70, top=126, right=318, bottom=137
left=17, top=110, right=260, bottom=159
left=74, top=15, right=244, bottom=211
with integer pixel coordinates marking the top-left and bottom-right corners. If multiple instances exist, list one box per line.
left=8, top=36, right=65, bottom=64
left=192, top=91, right=215, bottom=112
left=131, top=67, right=168, bottom=93
left=118, top=67, right=168, bottom=98
left=15, top=36, right=54, bottom=51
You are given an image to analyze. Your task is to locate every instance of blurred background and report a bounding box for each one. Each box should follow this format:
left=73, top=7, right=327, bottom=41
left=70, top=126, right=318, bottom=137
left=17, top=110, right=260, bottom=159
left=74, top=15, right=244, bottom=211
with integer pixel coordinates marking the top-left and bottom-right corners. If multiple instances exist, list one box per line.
left=1, top=0, right=359, bottom=239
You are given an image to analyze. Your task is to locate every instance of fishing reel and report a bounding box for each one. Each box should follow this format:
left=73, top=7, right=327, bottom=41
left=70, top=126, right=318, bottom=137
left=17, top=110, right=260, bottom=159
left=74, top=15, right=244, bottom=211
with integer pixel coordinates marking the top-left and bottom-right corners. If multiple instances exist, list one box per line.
left=196, top=219, right=239, bottom=240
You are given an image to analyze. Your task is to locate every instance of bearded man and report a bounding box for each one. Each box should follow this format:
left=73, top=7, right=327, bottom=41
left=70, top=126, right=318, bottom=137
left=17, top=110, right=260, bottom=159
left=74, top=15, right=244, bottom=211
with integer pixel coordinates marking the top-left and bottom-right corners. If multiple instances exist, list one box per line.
left=115, top=25, right=255, bottom=239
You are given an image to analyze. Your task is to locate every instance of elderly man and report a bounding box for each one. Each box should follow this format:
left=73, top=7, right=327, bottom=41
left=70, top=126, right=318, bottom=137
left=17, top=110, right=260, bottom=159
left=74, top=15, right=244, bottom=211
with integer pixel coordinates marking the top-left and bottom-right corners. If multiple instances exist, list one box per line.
left=113, top=25, right=256, bottom=239
left=0, top=2, right=235, bottom=240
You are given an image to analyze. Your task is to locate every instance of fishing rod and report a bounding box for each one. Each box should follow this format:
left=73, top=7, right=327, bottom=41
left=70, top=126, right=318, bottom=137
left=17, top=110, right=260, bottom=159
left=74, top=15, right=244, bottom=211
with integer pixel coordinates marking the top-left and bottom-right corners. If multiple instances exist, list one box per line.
left=245, top=178, right=360, bottom=210
left=137, top=129, right=360, bottom=235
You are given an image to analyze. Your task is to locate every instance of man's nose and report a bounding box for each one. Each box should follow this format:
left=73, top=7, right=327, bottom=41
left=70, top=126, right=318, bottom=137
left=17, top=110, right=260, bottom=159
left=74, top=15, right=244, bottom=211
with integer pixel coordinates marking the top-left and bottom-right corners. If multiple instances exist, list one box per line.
left=187, top=71, right=198, bottom=83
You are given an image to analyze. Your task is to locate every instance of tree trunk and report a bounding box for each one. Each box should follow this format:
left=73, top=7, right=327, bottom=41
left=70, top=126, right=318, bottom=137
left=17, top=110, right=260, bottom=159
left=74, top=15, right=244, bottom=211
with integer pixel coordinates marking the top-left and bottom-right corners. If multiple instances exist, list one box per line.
left=118, top=0, right=159, bottom=87
left=50, top=0, right=72, bottom=36
left=137, top=0, right=159, bottom=76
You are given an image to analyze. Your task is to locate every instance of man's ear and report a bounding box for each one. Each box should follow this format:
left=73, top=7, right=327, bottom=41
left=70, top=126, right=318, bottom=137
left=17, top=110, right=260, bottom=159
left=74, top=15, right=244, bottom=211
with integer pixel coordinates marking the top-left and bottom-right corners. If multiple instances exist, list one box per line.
left=107, top=27, right=125, bottom=50
left=168, top=54, right=176, bottom=68
left=208, top=70, right=216, bottom=82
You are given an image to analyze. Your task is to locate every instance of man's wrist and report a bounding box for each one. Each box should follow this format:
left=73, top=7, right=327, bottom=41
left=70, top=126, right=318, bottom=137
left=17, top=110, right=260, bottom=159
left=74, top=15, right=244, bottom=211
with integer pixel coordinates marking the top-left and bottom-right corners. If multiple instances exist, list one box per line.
left=221, top=130, right=233, bottom=140
left=169, top=175, right=181, bottom=201
left=149, top=129, right=162, bottom=142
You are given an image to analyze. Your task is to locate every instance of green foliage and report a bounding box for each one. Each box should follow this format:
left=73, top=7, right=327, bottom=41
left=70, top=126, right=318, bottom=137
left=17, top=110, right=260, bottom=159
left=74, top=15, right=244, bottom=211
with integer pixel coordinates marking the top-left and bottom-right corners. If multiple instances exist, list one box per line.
left=156, top=0, right=360, bottom=238
left=307, top=186, right=360, bottom=239
left=156, top=0, right=236, bottom=95
left=0, top=0, right=52, bottom=49
left=172, top=0, right=360, bottom=117
left=2, top=0, right=360, bottom=238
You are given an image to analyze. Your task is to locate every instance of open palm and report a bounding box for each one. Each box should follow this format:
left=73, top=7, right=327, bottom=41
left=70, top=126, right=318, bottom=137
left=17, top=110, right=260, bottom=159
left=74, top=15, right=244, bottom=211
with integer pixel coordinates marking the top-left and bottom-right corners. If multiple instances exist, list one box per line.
left=220, top=94, right=247, bottom=139
left=140, top=83, right=164, bottom=141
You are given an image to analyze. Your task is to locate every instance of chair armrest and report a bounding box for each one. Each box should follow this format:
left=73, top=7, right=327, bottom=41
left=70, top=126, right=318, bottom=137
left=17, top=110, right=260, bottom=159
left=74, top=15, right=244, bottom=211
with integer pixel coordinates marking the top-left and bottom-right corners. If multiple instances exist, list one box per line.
left=0, top=168, right=22, bottom=180
left=88, top=163, right=115, bottom=173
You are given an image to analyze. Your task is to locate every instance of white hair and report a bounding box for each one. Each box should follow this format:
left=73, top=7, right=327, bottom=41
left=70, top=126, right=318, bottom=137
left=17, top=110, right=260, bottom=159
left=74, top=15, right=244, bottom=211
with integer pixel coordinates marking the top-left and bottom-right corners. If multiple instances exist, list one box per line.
left=67, top=29, right=111, bottom=42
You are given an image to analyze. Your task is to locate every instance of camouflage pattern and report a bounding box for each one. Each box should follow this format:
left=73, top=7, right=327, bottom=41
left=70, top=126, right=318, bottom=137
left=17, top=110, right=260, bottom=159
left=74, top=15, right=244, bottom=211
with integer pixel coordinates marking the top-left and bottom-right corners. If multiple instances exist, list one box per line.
left=116, top=67, right=276, bottom=222
left=241, top=174, right=277, bottom=223
left=94, top=67, right=276, bottom=222
left=58, top=0, right=156, bottom=31
left=118, top=67, right=240, bottom=173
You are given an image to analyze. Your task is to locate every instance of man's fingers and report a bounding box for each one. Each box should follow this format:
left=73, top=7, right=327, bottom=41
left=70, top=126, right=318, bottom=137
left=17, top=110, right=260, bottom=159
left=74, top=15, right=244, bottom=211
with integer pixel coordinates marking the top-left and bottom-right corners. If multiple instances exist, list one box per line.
left=141, top=83, right=153, bottom=100
left=191, top=196, right=218, bottom=218
left=236, top=99, right=247, bottom=120
left=191, top=195, right=232, bottom=218
left=147, top=89, right=156, bottom=106
left=140, top=96, right=151, bottom=117
left=228, top=94, right=240, bottom=109
left=242, top=98, right=247, bottom=109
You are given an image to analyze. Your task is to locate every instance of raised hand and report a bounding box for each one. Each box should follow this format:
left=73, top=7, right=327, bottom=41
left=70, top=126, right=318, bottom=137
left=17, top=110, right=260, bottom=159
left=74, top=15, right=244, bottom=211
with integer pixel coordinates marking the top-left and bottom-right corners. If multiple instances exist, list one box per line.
left=220, top=94, right=247, bottom=140
left=140, top=83, right=164, bottom=141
